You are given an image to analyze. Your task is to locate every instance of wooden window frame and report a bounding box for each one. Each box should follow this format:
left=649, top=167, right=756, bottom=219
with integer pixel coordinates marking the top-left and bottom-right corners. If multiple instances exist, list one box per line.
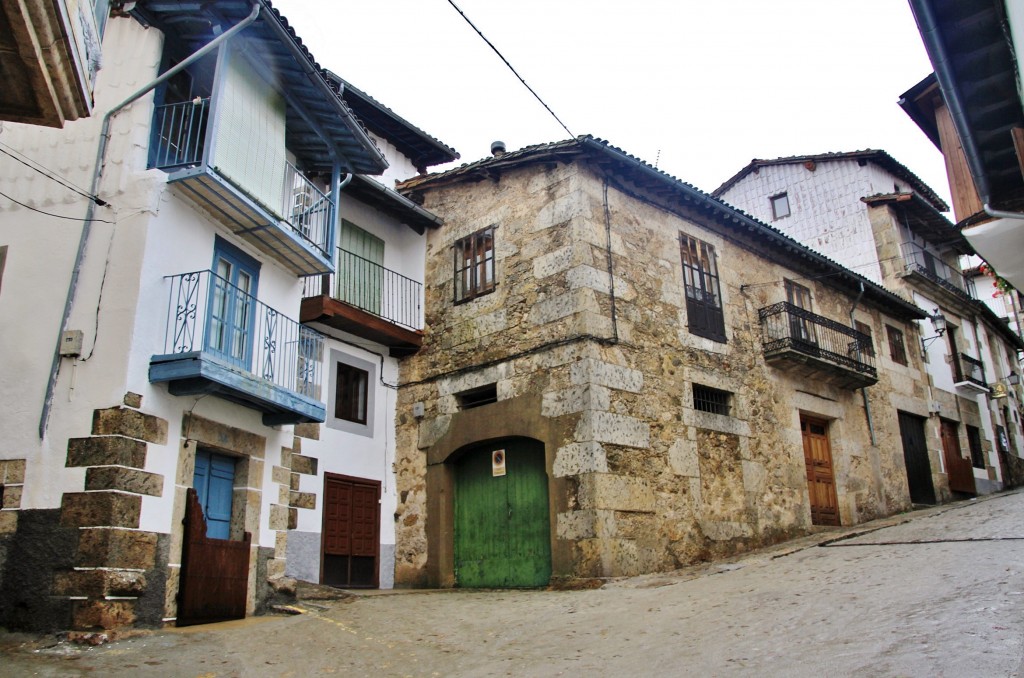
left=886, top=324, right=908, bottom=365
left=454, top=226, right=496, bottom=303
left=770, top=192, right=791, bottom=220
left=680, top=233, right=727, bottom=343
left=855, top=320, right=875, bottom=357
left=334, top=362, right=369, bottom=424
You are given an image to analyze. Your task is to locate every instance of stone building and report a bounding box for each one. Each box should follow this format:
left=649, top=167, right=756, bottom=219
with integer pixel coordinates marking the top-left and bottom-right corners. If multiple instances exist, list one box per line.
left=391, top=137, right=930, bottom=587
left=716, top=151, right=1024, bottom=500
left=0, top=1, right=453, bottom=633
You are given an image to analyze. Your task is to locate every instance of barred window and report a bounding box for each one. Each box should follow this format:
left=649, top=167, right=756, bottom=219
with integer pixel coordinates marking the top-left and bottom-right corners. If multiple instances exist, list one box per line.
left=456, top=384, right=498, bottom=410
left=966, top=426, right=985, bottom=469
left=680, top=234, right=726, bottom=342
left=886, top=325, right=908, bottom=366
left=693, top=384, right=731, bottom=416
left=454, top=227, right=495, bottom=303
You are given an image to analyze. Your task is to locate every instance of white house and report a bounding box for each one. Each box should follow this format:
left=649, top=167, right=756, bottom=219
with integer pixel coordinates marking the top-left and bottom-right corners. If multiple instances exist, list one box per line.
left=0, top=0, right=454, bottom=633
left=715, top=151, right=1024, bottom=501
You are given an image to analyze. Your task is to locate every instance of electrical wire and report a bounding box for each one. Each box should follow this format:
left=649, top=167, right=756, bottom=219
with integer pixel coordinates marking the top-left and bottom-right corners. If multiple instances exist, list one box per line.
left=446, top=0, right=574, bottom=139
left=0, top=144, right=106, bottom=206
left=739, top=255, right=907, bottom=290
left=0, top=189, right=114, bottom=223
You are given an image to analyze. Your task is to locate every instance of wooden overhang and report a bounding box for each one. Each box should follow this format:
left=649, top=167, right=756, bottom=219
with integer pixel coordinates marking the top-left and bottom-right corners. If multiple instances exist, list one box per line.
left=343, top=175, right=444, bottom=234
left=300, top=295, right=423, bottom=357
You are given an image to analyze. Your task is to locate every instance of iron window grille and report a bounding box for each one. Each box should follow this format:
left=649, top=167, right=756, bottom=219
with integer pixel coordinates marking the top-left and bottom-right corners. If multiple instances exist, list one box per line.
left=454, top=226, right=496, bottom=303
left=693, top=384, right=731, bottom=416
left=456, top=384, right=498, bottom=410
left=680, top=234, right=726, bottom=343
left=886, top=325, right=908, bottom=365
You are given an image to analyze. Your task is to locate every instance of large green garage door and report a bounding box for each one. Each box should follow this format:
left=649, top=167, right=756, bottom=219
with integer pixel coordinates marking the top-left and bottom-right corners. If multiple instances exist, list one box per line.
left=454, top=438, right=551, bottom=588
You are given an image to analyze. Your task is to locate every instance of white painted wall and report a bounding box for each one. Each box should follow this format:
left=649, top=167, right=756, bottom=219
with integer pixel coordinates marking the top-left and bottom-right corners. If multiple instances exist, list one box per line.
left=369, top=132, right=420, bottom=188
left=718, top=159, right=911, bottom=284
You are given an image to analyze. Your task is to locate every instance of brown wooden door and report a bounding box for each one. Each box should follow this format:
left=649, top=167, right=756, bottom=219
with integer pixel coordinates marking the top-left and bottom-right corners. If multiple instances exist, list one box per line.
left=801, top=416, right=840, bottom=526
left=321, top=474, right=380, bottom=588
left=177, top=488, right=251, bottom=626
left=941, top=420, right=977, bottom=495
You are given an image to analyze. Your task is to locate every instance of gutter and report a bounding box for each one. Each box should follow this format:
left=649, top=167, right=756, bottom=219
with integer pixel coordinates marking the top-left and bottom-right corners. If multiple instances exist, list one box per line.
left=908, top=0, right=993, bottom=204
left=38, top=3, right=262, bottom=438
left=849, top=282, right=876, bottom=446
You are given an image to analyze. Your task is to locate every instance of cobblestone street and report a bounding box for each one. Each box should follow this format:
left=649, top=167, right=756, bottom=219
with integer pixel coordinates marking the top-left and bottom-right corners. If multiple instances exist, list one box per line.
left=3, top=490, right=1024, bottom=677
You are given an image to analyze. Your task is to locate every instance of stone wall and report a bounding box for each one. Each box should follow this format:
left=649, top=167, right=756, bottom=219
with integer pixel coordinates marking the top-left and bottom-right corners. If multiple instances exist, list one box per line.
left=394, top=158, right=926, bottom=586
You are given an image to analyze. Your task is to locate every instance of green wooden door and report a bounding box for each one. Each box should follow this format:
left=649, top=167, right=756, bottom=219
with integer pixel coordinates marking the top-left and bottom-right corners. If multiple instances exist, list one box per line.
left=454, top=439, right=551, bottom=588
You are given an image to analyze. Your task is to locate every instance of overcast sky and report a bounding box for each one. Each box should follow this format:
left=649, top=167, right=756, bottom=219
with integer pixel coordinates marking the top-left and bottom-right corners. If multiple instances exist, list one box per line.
left=271, top=0, right=949, bottom=206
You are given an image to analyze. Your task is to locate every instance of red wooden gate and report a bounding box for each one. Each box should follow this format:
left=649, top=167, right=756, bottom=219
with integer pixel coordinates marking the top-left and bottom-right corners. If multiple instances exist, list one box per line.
left=177, top=488, right=251, bottom=626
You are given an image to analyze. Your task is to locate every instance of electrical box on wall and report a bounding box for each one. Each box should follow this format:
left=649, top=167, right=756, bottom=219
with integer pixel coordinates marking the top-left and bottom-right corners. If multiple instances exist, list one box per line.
left=60, top=330, right=84, bottom=357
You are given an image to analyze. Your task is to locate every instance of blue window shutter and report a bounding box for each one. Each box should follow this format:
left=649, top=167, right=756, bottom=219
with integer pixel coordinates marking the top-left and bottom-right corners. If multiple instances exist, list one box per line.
left=192, top=450, right=235, bottom=540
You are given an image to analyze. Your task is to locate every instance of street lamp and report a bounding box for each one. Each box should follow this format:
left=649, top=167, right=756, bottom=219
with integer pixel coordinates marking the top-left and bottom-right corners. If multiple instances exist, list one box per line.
left=920, top=309, right=947, bottom=352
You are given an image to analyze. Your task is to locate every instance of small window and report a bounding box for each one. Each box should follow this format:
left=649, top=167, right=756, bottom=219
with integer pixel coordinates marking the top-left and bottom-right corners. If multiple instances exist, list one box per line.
left=0, top=245, right=7, bottom=296
left=886, top=325, right=908, bottom=365
left=692, top=384, right=731, bottom=416
left=335, top=362, right=369, bottom=424
left=854, top=321, right=875, bottom=357
left=454, top=227, right=496, bottom=303
left=456, top=384, right=498, bottom=410
left=966, top=426, right=985, bottom=469
left=680, top=234, right=726, bottom=342
left=770, top=192, right=790, bottom=220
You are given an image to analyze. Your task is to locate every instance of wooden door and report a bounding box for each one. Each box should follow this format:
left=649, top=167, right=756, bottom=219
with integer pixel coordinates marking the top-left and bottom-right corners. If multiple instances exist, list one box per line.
left=321, top=474, right=380, bottom=588
left=941, top=419, right=977, bottom=495
left=177, top=488, right=251, bottom=626
left=454, top=439, right=551, bottom=588
left=801, top=416, right=840, bottom=526
left=898, top=411, right=937, bottom=505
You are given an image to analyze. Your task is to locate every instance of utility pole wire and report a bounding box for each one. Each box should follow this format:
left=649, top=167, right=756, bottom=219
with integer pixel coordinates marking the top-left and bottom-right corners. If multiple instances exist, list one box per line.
left=446, top=0, right=575, bottom=140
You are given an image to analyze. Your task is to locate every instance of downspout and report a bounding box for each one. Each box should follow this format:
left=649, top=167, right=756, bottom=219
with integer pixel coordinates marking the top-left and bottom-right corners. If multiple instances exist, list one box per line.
left=850, top=281, right=876, bottom=446
left=602, top=179, right=619, bottom=344
left=983, top=205, right=1024, bottom=222
left=38, top=3, right=262, bottom=438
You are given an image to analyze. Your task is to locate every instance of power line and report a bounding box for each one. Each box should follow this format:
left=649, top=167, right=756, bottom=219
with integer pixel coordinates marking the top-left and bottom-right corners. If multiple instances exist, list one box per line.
left=446, top=0, right=574, bottom=139
left=0, top=143, right=107, bottom=206
left=0, top=190, right=114, bottom=223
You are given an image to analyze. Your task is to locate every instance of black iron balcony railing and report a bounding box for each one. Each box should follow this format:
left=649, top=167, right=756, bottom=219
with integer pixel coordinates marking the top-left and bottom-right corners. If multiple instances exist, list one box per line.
left=158, top=270, right=324, bottom=400
left=151, top=99, right=335, bottom=262
left=955, top=353, right=987, bottom=389
left=303, top=248, right=423, bottom=331
left=759, top=302, right=877, bottom=378
left=901, top=241, right=976, bottom=300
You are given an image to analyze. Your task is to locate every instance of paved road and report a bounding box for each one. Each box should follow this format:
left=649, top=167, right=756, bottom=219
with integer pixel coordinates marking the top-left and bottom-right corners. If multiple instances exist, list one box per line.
left=4, top=490, right=1024, bottom=677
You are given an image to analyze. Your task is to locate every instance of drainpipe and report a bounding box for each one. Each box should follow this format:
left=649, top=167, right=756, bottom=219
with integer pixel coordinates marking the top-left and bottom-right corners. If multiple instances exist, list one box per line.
left=849, top=281, right=877, bottom=446
left=602, top=180, right=619, bottom=344
left=38, top=3, right=262, bottom=438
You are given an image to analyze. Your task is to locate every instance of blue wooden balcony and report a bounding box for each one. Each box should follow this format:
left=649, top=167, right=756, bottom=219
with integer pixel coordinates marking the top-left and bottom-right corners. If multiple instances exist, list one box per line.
left=150, top=270, right=326, bottom=425
left=759, top=302, right=878, bottom=390
left=151, top=98, right=337, bottom=276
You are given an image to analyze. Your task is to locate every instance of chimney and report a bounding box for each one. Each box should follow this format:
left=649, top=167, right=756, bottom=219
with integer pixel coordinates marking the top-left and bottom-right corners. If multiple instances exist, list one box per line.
left=490, top=140, right=506, bottom=157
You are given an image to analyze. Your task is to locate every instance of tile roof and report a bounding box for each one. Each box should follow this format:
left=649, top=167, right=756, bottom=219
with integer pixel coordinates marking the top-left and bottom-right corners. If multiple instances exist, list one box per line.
left=711, top=150, right=950, bottom=213
left=861, top=192, right=972, bottom=255
left=399, top=136, right=927, bottom=321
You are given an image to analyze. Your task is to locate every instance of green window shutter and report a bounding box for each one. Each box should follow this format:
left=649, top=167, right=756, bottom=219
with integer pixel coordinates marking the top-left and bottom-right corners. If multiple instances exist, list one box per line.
left=337, top=220, right=384, bottom=314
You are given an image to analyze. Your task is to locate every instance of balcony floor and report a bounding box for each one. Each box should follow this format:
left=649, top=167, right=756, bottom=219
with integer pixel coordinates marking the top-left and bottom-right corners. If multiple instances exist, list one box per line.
left=168, top=166, right=333, bottom=276
left=150, top=352, right=326, bottom=425
left=764, top=341, right=879, bottom=390
left=301, top=295, right=423, bottom=356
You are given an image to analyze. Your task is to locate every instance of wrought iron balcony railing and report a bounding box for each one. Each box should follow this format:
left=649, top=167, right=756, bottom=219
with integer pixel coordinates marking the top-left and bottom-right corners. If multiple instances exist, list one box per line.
left=303, top=248, right=423, bottom=331
left=955, top=352, right=987, bottom=389
left=759, top=302, right=877, bottom=380
left=157, top=270, right=324, bottom=401
left=151, top=99, right=335, bottom=262
left=901, top=241, right=976, bottom=300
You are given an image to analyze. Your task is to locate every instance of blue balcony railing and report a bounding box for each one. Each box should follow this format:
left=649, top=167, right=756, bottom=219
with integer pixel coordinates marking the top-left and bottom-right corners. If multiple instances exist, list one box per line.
left=901, top=242, right=976, bottom=300
left=151, top=270, right=325, bottom=423
left=150, top=100, right=336, bottom=274
left=303, top=248, right=423, bottom=331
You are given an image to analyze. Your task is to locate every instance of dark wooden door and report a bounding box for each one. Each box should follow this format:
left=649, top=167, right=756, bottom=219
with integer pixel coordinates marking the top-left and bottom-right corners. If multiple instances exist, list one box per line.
left=177, top=488, right=251, bottom=626
left=941, top=419, right=977, bottom=495
left=454, top=439, right=551, bottom=588
left=321, top=474, right=380, bottom=588
left=801, top=417, right=840, bottom=526
left=898, top=411, right=936, bottom=505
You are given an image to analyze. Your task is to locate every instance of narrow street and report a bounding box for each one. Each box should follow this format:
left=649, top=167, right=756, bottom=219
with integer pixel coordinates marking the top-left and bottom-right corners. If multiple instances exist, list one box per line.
left=4, top=490, right=1024, bottom=678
